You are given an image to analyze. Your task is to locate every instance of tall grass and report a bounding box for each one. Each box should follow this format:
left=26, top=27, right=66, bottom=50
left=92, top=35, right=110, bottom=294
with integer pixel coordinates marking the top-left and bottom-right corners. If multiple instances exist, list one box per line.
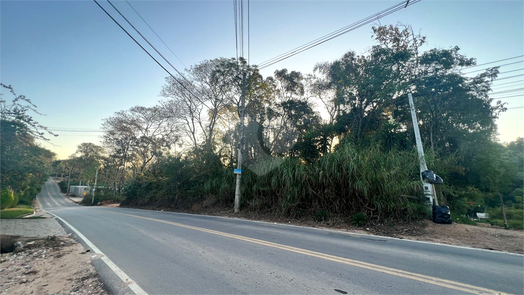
left=123, top=143, right=427, bottom=221
left=203, top=143, right=424, bottom=220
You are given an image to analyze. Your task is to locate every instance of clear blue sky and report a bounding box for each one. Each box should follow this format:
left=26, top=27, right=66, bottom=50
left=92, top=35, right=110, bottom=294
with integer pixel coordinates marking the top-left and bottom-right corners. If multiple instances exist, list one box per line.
left=1, top=0, right=523, bottom=159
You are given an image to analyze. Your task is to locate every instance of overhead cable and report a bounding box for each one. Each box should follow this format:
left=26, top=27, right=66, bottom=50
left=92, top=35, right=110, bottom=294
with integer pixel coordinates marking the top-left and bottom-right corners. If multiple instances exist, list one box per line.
left=106, top=0, right=203, bottom=98
left=490, top=94, right=523, bottom=100
left=464, top=55, right=524, bottom=69
left=124, top=0, right=188, bottom=69
left=234, top=0, right=238, bottom=60
left=491, top=79, right=524, bottom=87
left=93, top=0, right=204, bottom=105
left=48, top=129, right=104, bottom=133
left=497, top=68, right=524, bottom=76
left=492, top=83, right=524, bottom=90
left=489, top=88, right=524, bottom=96
left=462, top=60, right=523, bottom=74
left=257, top=0, right=421, bottom=69
left=494, top=74, right=524, bottom=81
left=241, top=0, right=244, bottom=58
left=248, top=0, right=250, bottom=64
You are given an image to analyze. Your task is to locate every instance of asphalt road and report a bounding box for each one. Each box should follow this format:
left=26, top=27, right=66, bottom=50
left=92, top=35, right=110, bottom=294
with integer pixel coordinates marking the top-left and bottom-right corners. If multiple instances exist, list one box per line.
left=39, top=180, right=523, bottom=294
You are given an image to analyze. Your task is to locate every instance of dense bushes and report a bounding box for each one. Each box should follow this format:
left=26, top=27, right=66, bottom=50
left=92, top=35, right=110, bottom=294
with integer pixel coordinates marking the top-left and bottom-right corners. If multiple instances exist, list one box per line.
left=80, top=187, right=124, bottom=206
left=123, top=144, right=428, bottom=221
left=1, top=189, right=16, bottom=209
left=121, top=151, right=224, bottom=208
left=58, top=180, right=68, bottom=194
left=1, top=119, right=54, bottom=209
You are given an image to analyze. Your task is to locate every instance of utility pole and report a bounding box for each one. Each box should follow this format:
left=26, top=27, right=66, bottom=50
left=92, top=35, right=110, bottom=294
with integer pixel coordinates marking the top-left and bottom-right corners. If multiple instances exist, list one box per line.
left=234, top=71, right=247, bottom=213
left=408, top=93, right=435, bottom=207
left=92, top=167, right=99, bottom=205
left=66, top=168, right=72, bottom=196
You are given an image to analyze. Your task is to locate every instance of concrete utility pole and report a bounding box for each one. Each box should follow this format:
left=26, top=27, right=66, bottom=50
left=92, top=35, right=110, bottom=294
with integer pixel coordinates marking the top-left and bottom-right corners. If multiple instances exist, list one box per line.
left=66, top=168, right=72, bottom=196
left=92, top=167, right=99, bottom=205
left=234, top=71, right=247, bottom=213
left=408, top=93, right=436, bottom=207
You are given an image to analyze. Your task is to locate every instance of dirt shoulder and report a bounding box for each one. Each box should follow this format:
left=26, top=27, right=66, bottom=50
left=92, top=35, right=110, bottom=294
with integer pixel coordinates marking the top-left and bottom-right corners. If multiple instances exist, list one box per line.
left=366, top=220, right=524, bottom=254
left=0, top=235, right=107, bottom=295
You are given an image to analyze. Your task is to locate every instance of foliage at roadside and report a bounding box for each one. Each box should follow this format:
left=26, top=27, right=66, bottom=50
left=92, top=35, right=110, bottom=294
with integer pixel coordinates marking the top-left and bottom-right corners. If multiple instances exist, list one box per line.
left=63, top=24, right=522, bottom=224
left=1, top=84, right=55, bottom=208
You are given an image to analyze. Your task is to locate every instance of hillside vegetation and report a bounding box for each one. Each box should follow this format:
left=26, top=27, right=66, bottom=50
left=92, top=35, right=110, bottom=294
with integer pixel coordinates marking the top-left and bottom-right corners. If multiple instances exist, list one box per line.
left=55, top=25, right=523, bottom=227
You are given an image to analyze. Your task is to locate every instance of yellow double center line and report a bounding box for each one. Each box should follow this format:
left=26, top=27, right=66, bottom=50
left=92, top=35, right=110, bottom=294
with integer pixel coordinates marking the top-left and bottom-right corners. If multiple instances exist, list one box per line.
left=114, top=212, right=504, bottom=294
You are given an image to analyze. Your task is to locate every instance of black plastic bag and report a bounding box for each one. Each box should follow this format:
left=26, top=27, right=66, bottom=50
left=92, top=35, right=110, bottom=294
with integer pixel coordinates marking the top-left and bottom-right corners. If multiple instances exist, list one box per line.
left=422, top=170, right=443, bottom=184
left=433, top=205, right=452, bottom=224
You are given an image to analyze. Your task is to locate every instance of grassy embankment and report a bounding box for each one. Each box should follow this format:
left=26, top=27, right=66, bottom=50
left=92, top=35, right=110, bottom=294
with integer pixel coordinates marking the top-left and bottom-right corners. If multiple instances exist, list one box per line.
left=0, top=205, right=33, bottom=219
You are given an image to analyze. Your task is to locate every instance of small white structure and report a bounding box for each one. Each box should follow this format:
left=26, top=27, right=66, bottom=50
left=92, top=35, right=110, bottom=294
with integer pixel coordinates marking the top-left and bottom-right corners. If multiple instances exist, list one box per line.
left=69, top=186, right=90, bottom=197
left=476, top=212, right=489, bottom=220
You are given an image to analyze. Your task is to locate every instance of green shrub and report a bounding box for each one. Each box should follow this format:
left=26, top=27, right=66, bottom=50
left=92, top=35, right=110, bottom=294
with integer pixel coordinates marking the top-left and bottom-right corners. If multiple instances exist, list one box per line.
left=12, top=192, right=20, bottom=208
left=508, top=219, right=523, bottom=230
left=315, top=210, right=329, bottom=222
left=450, top=213, right=476, bottom=225
left=58, top=181, right=68, bottom=193
left=1, top=189, right=15, bottom=209
left=351, top=212, right=367, bottom=227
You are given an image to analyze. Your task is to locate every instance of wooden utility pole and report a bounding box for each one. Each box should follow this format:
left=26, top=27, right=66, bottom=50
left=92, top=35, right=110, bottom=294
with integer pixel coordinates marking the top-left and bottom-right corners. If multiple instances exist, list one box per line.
left=92, top=167, right=99, bottom=205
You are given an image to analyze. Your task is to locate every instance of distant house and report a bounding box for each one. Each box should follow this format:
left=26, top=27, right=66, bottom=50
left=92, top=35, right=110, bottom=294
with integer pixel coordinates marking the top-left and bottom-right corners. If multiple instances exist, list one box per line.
left=69, top=186, right=90, bottom=197
left=476, top=212, right=489, bottom=220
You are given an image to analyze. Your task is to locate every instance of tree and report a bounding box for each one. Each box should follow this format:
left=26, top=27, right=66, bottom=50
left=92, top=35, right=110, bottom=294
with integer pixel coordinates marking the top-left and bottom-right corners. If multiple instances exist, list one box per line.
left=1, top=83, right=56, bottom=140
left=1, top=84, right=55, bottom=206
left=68, top=143, right=105, bottom=185
left=161, top=58, right=260, bottom=151
left=102, top=105, right=179, bottom=178
left=316, top=46, right=398, bottom=144
left=1, top=120, right=55, bottom=205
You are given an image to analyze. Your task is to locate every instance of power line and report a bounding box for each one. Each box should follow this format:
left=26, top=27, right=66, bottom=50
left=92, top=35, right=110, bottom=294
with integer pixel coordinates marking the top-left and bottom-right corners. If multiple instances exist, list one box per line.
left=124, top=0, right=188, bottom=69
left=494, top=74, right=524, bottom=81
left=492, top=79, right=524, bottom=87
left=507, top=106, right=524, bottom=110
left=257, top=0, right=421, bottom=69
left=493, top=80, right=524, bottom=87
left=106, top=0, right=201, bottom=96
left=108, top=0, right=225, bottom=108
left=489, top=88, right=524, bottom=96
left=93, top=0, right=203, bottom=105
left=497, top=68, right=524, bottom=76
left=241, top=0, right=244, bottom=58
left=48, top=129, right=104, bottom=133
left=234, top=0, right=238, bottom=60
left=492, top=83, right=524, bottom=90
left=491, top=94, right=524, bottom=100
left=462, top=60, right=523, bottom=74
left=248, top=0, right=250, bottom=64
left=464, top=55, right=524, bottom=69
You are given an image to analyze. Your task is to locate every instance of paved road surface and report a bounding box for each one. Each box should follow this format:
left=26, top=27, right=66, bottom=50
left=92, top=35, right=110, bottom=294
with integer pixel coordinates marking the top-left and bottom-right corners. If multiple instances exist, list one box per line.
left=39, top=180, right=524, bottom=294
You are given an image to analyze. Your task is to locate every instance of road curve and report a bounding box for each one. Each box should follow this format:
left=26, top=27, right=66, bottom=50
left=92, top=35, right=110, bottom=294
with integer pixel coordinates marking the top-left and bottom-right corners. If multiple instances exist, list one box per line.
left=39, top=180, right=524, bottom=294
